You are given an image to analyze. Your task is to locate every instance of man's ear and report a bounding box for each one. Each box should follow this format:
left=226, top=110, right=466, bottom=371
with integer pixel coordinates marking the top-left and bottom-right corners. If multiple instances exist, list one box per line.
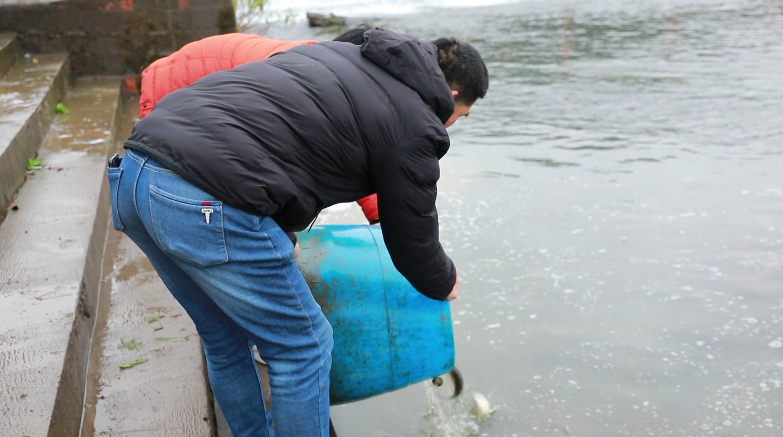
left=451, top=90, right=459, bottom=97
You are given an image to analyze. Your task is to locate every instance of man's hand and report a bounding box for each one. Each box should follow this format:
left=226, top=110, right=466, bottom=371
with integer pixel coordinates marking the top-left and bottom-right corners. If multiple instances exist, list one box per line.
left=447, top=270, right=459, bottom=301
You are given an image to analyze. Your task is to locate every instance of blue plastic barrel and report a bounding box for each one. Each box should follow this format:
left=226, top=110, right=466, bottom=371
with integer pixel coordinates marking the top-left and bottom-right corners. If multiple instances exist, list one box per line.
left=295, top=225, right=455, bottom=405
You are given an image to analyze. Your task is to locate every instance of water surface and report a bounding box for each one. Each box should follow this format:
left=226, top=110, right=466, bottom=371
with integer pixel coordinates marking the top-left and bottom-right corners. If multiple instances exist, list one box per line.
left=264, top=1, right=783, bottom=435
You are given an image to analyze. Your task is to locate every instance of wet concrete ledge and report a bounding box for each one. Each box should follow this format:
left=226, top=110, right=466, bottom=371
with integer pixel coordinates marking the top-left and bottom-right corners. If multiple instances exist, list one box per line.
left=0, top=0, right=236, bottom=76
left=81, top=233, right=216, bottom=437
left=0, top=53, right=69, bottom=222
left=0, top=0, right=62, bottom=5
left=77, top=97, right=215, bottom=437
left=0, top=32, right=19, bottom=79
left=0, top=77, right=122, bottom=437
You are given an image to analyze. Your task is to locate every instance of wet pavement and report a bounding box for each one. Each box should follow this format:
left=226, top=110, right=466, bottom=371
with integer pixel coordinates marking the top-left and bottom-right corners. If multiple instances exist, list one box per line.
left=0, top=53, right=68, bottom=214
left=69, top=96, right=215, bottom=437
left=0, top=32, right=18, bottom=79
left=80, top=232, right=214, bottom=437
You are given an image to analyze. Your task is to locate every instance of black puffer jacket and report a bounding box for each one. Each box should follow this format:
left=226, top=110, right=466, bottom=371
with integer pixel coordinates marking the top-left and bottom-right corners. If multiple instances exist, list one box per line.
left=125, top=28, right=457, bottom=300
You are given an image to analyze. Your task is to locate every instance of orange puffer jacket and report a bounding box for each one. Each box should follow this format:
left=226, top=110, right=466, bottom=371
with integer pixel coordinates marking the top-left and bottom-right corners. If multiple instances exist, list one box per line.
left=139, top=33, right=317, bottom=119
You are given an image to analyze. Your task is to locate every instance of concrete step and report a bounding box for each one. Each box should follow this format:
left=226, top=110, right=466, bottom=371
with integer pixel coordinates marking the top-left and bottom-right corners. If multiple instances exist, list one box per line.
left=0, top=77, right=122, bottom=437
left=0, top=53, right=68, bottom=222
left=80, top=232, right=215, bottom=437
left=74, top=94, right=214, bottom=435
left=0, top=32, right=18, bottom=80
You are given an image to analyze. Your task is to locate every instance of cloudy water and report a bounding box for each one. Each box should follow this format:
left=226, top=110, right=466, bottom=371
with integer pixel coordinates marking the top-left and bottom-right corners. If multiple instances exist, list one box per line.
left=263, top=0, right=520, bottom=19
left=261, top=1, right=783, bottom=436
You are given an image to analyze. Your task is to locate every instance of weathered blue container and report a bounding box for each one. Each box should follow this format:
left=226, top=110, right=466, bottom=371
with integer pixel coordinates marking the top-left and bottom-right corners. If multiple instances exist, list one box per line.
left=295, top=225, right=455, bottom=405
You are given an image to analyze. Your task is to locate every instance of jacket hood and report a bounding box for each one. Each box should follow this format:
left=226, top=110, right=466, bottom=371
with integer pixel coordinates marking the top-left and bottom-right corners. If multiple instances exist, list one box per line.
left=361, top=28, right=455, bottom=125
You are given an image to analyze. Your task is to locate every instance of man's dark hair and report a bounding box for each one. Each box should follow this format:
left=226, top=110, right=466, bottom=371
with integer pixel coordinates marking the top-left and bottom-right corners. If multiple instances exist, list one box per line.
left=432, top=38, right=488, bottom=105
left=333, top=24, right=371, bottom=45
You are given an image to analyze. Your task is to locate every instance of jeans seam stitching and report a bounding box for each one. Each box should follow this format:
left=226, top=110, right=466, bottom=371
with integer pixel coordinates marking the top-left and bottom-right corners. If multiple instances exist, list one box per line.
left=144, top=166, right=179, bottom=176
left=284, top=270, right=329, bottom=434
left=132, top=155, right=149, bottom=219
left=128, top=149, right=179, bottom=175
left=218, top=204, right=229, bottom=263
left=108, top=169, right=125, bottom=231
left=150, top=184, right=222, bottom=206
left=126, top=150, right=144, bottom=165
left=285, top=268, right=327, bottom=437
left=246, top=342, right=273, bottom=436
left=273, top=237, right=327, bottom=435
left=264, top=232, right=329, bottom=434
left=148, top=187, right=168, bottom=251
left=266, top=231, right=285, bottom=264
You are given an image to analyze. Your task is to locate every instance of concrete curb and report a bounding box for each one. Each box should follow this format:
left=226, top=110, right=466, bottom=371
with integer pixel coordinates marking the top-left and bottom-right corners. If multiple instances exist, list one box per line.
left=0, top=77, right=122, bottom=437
left=82, top=233, right=217, bottom=437
left=77, top=96, right=216, bottom=437
left=0, top=52, right=69, bottom=222
left=0, top=32, right=18, bottom=79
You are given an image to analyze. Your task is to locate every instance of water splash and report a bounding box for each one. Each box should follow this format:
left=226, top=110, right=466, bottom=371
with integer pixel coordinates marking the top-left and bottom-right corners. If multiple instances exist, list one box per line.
left=421, top=381, right=497, bottom=437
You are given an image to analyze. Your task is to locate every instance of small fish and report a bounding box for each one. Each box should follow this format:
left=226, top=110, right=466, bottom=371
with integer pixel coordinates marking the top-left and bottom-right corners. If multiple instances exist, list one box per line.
left=470, top=391, right=496, bottom=423
left=449, top=368, right=464, bottom=397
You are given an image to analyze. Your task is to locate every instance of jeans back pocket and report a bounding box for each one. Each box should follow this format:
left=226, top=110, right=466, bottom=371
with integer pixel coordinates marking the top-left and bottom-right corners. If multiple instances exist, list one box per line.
left=107, top=167, right=124, bottom=231
left=149, top=185, right=229, bottom=267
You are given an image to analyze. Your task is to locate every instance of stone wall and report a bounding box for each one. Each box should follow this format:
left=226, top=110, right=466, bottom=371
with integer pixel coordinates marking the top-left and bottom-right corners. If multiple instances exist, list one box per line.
left=0, top=0, right=236, bottom=76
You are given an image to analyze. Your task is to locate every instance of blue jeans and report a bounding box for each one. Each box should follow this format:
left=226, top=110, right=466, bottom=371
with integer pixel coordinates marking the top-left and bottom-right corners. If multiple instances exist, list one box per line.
left=107, top=149, right=333, bottom=437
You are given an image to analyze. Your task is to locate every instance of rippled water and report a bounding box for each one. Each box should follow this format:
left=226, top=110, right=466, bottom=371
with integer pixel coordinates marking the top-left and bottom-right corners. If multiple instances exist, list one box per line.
left=262, top=1, right=783, bottom=436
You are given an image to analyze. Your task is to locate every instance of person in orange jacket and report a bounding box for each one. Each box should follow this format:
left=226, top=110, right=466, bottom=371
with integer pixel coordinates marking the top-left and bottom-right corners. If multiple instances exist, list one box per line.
left=139, top=27, right=381, bottom=224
